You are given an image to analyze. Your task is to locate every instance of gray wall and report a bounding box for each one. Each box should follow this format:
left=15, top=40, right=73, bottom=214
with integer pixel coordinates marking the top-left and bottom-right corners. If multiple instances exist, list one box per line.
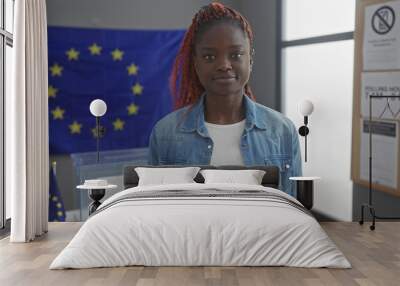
left=238, top=1, right=278, bottom=109
left=47, top=0, right=239, bottom=29
left=47, top=0, right=280, bottom=211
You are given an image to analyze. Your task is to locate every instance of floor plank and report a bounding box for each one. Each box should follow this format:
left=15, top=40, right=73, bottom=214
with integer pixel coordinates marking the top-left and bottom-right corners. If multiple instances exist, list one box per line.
left=0, top=222, right=399, bottom=286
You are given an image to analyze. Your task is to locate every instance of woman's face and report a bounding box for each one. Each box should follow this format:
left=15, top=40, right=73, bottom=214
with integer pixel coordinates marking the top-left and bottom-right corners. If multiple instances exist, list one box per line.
left=194, top=22, right=251, bottom=98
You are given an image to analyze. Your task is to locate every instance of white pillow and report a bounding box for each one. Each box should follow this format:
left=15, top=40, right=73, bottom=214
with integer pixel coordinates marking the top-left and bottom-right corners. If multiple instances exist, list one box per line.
left=200, top=169, right=266, bottom=185
left=135, top=167, right=201, bottom=186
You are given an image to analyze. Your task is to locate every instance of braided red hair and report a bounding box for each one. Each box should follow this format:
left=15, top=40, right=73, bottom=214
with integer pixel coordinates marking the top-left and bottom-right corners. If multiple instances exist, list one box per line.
left=170, top=2, right=255, bottom=110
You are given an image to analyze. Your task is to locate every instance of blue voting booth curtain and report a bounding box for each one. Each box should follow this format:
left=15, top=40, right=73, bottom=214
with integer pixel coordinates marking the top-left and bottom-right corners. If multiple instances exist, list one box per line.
left=48, top=27, right=185, bottom=154
left=49, top=168, right=66, bottom=222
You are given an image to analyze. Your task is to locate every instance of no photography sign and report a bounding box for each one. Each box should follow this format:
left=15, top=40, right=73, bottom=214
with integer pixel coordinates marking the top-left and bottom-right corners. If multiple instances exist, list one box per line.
left=364, top=1, right=400, bottom=70
left=371, top=6, right=395, bottom=35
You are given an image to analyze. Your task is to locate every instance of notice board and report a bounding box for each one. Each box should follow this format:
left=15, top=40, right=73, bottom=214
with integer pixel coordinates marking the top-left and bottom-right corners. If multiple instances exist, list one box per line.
left=352, top=0, right=400, bottom=196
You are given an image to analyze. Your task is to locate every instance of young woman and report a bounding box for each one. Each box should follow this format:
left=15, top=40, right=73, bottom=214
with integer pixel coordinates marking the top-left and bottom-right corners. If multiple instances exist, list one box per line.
left=148, top=2, right=302, bottom=196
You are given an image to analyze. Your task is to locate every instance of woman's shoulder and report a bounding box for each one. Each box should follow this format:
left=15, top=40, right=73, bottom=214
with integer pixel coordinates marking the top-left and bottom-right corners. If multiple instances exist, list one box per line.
left=152, top=105, right=191, bottom=132
left=252, top=101, right=296, bottom=132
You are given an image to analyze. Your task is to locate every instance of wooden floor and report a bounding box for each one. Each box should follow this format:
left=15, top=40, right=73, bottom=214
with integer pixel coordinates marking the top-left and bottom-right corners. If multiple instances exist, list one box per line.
left=0, top=222, right=399, bottom=286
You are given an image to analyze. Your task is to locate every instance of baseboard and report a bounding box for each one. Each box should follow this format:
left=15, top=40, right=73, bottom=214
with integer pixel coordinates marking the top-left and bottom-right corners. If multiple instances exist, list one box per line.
left=311, top=209, right=338, bottom=221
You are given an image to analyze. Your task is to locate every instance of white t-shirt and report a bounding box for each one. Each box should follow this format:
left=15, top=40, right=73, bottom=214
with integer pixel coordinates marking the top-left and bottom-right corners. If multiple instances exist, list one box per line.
left=205, top=119, right=245, bottom=166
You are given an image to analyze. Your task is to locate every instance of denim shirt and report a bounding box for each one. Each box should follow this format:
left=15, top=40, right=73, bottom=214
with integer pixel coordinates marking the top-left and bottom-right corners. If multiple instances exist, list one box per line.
left=148, top=95, right=302, bottom=196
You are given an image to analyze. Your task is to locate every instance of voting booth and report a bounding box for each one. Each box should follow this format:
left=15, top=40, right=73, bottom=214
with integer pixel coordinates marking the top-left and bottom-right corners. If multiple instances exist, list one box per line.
left=71, top=148, right=149, bottom=220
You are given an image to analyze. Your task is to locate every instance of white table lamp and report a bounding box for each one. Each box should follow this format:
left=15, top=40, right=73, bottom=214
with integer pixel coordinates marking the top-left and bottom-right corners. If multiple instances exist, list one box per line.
left=89, top=99, right=107, bottom=163
left=90, top=99, right=107, bottom=117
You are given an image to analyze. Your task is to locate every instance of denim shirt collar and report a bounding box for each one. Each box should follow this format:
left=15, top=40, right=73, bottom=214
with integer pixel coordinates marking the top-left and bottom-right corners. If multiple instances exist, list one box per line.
left=179, top=94, right=267, bottom=136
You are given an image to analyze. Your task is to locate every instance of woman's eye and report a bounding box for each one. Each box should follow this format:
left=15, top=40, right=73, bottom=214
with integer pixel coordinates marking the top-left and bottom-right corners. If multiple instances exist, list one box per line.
left=231, top=53, right=243, bottom=59
left=203, top=55, right=215, bottom=61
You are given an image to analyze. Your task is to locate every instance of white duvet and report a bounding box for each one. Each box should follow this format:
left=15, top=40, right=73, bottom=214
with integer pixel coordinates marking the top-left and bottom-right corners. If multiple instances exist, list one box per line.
left=50, top=183, right=351, bottom=269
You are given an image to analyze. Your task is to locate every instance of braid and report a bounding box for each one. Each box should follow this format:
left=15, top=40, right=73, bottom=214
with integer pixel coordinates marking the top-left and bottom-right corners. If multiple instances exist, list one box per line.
left=170, top=2, right=255, bottom=110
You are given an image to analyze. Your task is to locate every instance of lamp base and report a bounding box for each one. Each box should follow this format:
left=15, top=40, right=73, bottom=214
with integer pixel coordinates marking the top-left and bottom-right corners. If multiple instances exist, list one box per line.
left=296, top=180, right=313, bottom=210
left=298, top=126, right=309, bottom=136
left=88, top=189, right=105, bottom=215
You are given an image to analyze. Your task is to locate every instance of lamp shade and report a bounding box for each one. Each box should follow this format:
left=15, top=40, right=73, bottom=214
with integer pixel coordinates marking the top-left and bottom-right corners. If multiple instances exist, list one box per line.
left=89, top=99, right=107, bottom=117
left=298, top=100, right=314, bottom=116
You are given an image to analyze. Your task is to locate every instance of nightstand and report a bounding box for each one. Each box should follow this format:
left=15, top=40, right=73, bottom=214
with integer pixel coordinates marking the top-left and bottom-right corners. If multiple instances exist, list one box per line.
left=71, top=148, right=148, bottom=221
left=289, top=177, right=321, bottom=210
left=77, top=180, right=117, bottom=215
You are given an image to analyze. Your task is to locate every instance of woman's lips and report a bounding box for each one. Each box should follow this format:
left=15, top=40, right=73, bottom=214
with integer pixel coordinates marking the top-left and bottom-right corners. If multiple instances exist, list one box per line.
left=213, top=76, right=237, bottom=83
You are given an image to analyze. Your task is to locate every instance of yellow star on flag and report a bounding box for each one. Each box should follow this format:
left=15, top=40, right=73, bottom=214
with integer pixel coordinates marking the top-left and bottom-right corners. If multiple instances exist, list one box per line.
left=127, top=63, right=139, bottom=75
left=69, top=121, right=82, bottom=134
left=56, top=202, right=62, bottom=208
left=57, top=211, right=63, bottom=217
left=111, top=49, right=124, bottom=61
left=88, top=43, right=102, bottom=55
left=52, top=196, right=58, bottom=202
left=51, top=107, right=65, bottom=120
left=66, top=48, right=79, bottom=61
left=50, top=63, right=63, bottom=77
left=127, top=103, right=139, bottom=115
left=113, top=118, right=125, bottom=130
left=48, top=85, right=58, bottom=98
left=131, top=83, right=143, bottom=95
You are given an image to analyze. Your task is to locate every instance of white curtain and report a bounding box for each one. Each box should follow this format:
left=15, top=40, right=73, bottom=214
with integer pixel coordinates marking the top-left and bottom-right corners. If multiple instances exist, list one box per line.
left=7, top=0, right=49, bottom=242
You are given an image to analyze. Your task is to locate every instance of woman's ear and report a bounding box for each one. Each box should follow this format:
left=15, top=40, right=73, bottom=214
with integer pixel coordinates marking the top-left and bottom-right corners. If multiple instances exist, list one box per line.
left=250, top=48, right=255, bottom=71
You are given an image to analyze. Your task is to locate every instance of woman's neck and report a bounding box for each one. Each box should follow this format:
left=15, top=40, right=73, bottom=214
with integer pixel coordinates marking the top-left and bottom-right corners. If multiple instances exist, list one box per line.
left=204, top=93, right=245, bottom=124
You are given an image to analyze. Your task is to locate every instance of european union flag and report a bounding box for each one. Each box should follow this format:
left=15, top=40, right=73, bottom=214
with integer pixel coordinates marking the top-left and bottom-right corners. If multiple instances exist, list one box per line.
left=48, top=27, right=185, bottom=154
left=49, top=167, right=66, bottom=222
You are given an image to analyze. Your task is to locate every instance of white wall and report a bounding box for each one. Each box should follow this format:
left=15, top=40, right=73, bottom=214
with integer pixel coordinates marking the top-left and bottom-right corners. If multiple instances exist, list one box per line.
left=283, top=40, right=354, bottom=221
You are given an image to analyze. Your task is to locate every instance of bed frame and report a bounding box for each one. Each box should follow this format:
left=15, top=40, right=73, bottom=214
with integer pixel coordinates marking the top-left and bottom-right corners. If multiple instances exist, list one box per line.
left=123, top=165, right=280, bottom=189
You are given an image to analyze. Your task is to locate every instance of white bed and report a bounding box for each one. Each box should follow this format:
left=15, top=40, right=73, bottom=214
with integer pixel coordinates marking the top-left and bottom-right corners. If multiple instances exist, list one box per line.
left=50, top=183, right=351, bottom=269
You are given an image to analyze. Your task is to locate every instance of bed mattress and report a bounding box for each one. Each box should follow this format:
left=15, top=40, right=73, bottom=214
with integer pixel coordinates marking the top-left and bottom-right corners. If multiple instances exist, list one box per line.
left=50, top=183, right=350, bottom=269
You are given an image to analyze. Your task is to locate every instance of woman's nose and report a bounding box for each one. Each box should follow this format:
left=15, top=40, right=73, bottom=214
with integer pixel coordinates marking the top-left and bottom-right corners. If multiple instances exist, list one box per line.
left=216, top=57, right=232, bottom=71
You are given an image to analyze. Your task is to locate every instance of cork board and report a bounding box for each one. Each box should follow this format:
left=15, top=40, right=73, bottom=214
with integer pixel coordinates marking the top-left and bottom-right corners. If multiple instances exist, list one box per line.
left=351, top=0, right=400, bottom=196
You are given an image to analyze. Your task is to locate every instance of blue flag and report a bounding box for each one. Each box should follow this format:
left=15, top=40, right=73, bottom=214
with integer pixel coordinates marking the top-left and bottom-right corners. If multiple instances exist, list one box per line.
left=49, top=168, right=66, bottom=222
left=48, top=27, right=185, bottom=154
